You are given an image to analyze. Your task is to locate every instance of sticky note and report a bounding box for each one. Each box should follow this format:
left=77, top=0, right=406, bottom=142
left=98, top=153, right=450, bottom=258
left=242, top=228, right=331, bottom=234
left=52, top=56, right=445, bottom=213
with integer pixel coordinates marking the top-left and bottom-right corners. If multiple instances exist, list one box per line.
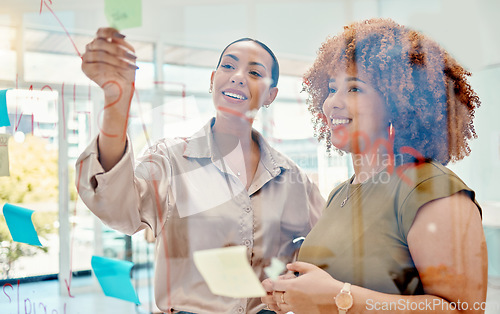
left=193, top=246, right=266, bottom=298
left=0, top=89, right=10, bottom=127
left=0, top=133, right=9, bottom=176
left=91, top=255, right=140, bottom=304
left=264, top=257, right=286, bottom=281
left=2, top=203, right=42, bottom=246
left=104, top=0, right=142, bottom=30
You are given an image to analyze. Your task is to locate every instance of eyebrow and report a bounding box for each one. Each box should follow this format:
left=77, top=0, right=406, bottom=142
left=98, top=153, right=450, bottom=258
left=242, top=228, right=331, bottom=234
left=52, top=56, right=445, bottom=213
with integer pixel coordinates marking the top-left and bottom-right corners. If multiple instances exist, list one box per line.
left=249, top=61, right=267, bottom=70
left=329, top=77, right=366, bottom=84
left=222, top=54, right=267, bottom=70
left=225, top=54, right=239, bottom=62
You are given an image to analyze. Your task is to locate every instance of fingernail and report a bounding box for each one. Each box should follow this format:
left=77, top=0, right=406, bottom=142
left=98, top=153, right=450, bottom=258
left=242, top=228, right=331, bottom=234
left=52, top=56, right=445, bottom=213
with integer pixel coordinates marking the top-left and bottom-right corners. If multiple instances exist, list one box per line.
left=113, top=32, right=126, bottom=39
left=125, top=51, right=137, bottom=60
left=119, top=45, right=136, bottom=58
left=119, top=56, right=139, bottom=70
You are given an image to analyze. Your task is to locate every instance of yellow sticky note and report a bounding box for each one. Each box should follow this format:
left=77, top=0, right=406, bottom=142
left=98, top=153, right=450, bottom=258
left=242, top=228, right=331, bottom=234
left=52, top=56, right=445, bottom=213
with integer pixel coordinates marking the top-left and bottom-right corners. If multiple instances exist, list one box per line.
left=193, top=246, right=266, bottom=298
left=0, top=134, right=9, bottom=176
left=104, top=0, right=142, bottom=30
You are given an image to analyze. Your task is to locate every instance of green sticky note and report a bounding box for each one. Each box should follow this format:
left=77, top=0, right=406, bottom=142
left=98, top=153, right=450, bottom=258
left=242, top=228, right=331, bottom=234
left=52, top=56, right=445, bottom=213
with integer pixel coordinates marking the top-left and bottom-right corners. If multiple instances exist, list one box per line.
left=105, top=0, right=142, bottom=30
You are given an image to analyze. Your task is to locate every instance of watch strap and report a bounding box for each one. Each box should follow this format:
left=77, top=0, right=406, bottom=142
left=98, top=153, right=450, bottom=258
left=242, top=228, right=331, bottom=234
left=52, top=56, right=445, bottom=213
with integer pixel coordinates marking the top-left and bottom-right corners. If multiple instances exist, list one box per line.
left=341, top=282, right=351, bottom=293
left=335, top=282, right=353, bottom=313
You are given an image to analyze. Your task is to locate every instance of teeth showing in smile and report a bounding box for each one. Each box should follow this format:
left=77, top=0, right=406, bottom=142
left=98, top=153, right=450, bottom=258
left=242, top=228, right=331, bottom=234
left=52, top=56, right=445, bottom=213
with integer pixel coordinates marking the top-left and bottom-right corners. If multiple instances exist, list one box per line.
left=223, top=91, right=247, bottom=100
left=331, top=118, right=351, bottom=126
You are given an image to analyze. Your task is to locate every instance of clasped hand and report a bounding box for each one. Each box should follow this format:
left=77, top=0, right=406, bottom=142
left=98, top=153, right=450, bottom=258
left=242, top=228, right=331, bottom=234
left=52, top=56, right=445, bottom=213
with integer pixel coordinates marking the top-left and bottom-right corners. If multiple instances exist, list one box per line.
left=261, top=262, right=339, bottom=314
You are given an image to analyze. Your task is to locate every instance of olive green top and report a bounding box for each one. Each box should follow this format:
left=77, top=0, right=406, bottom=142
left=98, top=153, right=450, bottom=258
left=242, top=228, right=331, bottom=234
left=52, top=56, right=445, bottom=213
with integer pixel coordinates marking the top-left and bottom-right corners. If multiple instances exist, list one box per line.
left=298, top=161, right=481, bottom=295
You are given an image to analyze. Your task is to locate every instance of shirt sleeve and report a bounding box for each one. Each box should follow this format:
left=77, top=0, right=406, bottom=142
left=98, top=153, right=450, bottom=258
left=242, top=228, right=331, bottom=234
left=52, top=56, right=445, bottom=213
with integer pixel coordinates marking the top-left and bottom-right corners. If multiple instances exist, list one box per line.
left=75, top=135, right=172, bottom=236
left=397, top=166, right=480, bottom=242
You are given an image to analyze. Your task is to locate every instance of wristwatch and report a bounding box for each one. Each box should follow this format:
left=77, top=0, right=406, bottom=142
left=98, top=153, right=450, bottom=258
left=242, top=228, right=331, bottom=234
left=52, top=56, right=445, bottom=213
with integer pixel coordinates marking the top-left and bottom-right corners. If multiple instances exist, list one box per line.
left=334, top=282, right=353, bottom=314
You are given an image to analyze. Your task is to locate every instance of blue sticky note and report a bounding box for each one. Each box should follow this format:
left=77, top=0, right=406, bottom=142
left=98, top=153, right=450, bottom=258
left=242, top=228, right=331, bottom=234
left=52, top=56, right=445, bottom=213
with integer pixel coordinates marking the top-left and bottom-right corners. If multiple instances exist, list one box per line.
left=91, top=255, right=140, bottom=304
left=2, top=203, right=42, bottom=246
left=0, top=89, right=10, bottom=127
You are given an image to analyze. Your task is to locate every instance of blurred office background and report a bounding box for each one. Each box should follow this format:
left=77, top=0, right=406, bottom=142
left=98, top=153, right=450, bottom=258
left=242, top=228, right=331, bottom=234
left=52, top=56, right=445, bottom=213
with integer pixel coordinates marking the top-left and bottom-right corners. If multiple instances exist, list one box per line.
left=0, top=0, right=499, bottom=313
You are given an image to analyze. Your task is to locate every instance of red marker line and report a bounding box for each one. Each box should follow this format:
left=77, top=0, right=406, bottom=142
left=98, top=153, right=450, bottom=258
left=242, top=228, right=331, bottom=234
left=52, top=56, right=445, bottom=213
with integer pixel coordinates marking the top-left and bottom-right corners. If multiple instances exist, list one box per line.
left=39, top=0, right=52, bottom=14
left=14, top=111, right=23, bottom=132
left=64, top=279, right=75, bottom=298
left=152, top=177, right=172, bottom=309
left=73, top=84, right=77, bottom=134
left=153, top=81, right=188, bottom=120
left=134, top=89, right=171, bottom=307
left=135, top=88, right=172, bottom=307
left=133, top=88, right=152, bottom=148
left=38, top=85, right=56, bottom=138
left=64, top=160, right=84, bottom=298
left=73, top=84, right=76, bottom=112
left=97, top=81, right=122, bottom=138
left=2, top=283, right=13, bottom=303
left=122, top=83, right=135, bottom=142
left=61, top=83, right=67, bottom=140
left=42, top=0, right=82, bottom=58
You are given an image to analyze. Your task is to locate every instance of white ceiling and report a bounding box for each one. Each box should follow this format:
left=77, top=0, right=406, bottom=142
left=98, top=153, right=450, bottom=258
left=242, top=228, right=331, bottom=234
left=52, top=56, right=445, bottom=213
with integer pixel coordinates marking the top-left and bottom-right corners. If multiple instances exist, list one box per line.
left=1, top=0, right=499, bottom=75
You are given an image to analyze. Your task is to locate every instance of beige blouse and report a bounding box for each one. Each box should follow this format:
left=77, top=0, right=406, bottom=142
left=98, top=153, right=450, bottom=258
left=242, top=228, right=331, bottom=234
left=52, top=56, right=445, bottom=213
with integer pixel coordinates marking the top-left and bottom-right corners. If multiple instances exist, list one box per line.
left=76, top=118, right=325, bottom=314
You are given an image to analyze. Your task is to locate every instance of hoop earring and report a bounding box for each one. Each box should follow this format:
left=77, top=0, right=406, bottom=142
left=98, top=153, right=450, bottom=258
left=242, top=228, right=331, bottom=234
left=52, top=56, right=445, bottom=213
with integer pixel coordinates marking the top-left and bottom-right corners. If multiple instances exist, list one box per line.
left=389, top=121, right=394, bottom=138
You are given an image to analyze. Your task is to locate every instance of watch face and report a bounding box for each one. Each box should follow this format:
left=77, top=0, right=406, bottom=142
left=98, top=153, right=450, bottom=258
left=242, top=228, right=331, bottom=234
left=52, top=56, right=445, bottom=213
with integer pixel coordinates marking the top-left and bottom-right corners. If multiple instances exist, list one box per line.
left=335, top=292, right=353, bottom=309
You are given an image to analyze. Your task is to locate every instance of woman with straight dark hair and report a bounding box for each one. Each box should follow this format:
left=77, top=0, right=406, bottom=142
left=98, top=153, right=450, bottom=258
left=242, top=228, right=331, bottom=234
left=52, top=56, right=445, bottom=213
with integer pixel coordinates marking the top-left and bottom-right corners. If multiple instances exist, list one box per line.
left=77, top=28, right=324, bottom=314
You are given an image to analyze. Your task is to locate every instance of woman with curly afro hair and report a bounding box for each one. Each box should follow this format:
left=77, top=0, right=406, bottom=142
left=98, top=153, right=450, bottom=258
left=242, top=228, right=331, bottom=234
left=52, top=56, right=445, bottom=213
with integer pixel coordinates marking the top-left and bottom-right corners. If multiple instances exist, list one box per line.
left=262, top=18, right=487, bottom=314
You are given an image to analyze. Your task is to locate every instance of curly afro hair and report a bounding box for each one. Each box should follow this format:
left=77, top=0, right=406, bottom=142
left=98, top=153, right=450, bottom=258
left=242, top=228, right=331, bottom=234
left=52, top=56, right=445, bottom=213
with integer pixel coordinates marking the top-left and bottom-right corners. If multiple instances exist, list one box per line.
left=304, top=18, right=480, bottom=165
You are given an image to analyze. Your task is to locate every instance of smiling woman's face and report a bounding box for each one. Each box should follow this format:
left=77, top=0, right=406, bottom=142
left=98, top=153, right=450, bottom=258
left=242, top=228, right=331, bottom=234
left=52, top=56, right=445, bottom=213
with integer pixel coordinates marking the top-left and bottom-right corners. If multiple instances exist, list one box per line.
left=322, top=70, right=389, bottom=153
left=211, top=41, right=277, bottom=119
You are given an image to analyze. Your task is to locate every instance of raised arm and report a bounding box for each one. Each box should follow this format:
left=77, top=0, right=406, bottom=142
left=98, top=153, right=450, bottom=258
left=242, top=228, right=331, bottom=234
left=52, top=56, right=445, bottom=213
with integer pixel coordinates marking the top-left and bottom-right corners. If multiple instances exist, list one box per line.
left=81, top=27, right=138, bottom=171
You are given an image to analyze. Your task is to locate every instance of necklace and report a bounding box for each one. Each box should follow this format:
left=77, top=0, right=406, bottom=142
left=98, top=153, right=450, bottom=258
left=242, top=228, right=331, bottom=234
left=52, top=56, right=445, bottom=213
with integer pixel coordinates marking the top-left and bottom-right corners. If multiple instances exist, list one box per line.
left=340, top=179, right=362, bottom=207
left=340, top=165, right=387, bottom=207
